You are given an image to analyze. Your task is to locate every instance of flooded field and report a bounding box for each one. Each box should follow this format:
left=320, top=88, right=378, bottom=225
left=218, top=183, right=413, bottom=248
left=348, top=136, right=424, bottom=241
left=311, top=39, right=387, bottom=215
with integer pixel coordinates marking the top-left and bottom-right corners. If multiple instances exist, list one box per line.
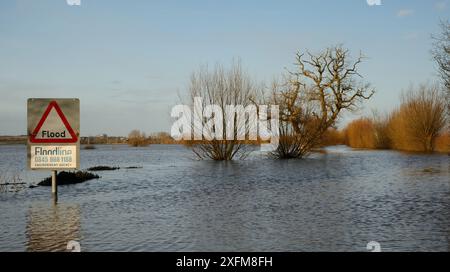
left=0, top=145, right=449, bottom=251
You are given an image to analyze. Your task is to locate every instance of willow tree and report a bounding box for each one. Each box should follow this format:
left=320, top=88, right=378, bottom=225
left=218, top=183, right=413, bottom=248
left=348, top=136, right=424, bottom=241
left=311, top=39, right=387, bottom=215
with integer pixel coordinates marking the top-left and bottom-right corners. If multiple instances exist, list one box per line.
left=186, top=62, right=261, bottom=160
left=271, top=46, right=374, bottom=158
left=387, top=84, right=446, bottom=152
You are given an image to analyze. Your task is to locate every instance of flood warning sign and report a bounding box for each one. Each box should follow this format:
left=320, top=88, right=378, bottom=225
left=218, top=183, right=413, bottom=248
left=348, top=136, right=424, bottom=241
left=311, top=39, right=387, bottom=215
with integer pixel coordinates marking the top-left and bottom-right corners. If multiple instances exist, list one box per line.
left=27, top=99, right=80, bottom=170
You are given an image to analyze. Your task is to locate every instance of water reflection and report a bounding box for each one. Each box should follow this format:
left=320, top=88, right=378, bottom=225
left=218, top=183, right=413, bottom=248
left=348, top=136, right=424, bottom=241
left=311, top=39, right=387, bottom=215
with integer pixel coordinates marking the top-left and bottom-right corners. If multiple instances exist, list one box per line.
left=26, top=203, right=81, bottom=252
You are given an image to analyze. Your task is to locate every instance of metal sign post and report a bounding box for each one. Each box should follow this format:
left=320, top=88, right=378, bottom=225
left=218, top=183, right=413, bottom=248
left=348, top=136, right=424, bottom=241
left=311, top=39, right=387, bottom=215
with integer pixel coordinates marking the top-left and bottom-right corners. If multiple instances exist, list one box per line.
left=27, top=98, right=80, bottom=202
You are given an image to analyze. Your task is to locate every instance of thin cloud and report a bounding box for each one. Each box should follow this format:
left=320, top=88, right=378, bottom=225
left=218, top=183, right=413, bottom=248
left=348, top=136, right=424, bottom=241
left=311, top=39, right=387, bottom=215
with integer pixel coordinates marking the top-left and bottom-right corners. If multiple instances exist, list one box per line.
left=435, top=1, right=448, bottom=11
left=397, top=9, right=414, bottom=17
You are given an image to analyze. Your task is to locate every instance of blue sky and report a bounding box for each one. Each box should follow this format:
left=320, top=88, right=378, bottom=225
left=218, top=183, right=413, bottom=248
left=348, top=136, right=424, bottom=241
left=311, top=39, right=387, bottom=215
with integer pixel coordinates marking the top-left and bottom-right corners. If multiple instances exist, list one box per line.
left=0, top=0, right=448, bottom=136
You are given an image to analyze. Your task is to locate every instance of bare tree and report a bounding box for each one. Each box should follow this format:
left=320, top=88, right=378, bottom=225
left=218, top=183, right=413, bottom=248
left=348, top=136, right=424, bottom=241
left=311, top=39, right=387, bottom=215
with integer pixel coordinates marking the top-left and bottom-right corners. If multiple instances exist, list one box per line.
left=186, top=61, right=260, bottom=160
left=271, top=45, right=374, bottom=158
left=432, top=20, right=450, bottom=92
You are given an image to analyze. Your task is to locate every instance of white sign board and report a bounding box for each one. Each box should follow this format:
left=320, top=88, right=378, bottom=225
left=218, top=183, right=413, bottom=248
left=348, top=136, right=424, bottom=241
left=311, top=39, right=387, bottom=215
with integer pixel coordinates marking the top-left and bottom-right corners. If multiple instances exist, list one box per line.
left=27, top=99, right=80, bottom=170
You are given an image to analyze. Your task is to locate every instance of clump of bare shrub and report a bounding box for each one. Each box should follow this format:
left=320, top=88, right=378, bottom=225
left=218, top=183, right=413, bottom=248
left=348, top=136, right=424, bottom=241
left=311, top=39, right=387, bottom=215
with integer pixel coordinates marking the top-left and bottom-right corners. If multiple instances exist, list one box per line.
left=434, top=133, right=450, bottom=153
left=320, top=128, right=346, bottom=146
left=344, top=84, right=448, bottom=152
left=183, top=61, right=260, bottom=160
left=387, top=84, right=447, bottom=152
left=128, top=129, right=149, bottom=147
left=345, top=118, right=377, bottom=149
left=371, top=112, right=391, bottom=149
left=344, top=113, right=391, bottom=149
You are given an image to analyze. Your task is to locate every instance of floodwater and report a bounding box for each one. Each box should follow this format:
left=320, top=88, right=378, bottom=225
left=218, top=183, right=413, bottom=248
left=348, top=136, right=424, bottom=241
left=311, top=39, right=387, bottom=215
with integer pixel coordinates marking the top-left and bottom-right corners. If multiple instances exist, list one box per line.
left=0, top=144, right=449, bottom=252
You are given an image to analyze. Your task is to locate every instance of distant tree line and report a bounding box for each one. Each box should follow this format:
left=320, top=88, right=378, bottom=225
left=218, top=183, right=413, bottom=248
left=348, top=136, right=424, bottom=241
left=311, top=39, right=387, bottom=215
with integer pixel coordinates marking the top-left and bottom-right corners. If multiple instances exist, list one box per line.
left=80, top=131, right=176, bottom=147
left=81, top=135, right=127, bottom=145
left=127, top=130, right=176, bottom=147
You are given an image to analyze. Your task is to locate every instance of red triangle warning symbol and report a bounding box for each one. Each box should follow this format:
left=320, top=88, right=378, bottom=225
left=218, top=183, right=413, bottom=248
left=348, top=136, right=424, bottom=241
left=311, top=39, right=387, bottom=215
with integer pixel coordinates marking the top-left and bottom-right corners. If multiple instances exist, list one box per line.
left=30, top=101, right=78, bottom=143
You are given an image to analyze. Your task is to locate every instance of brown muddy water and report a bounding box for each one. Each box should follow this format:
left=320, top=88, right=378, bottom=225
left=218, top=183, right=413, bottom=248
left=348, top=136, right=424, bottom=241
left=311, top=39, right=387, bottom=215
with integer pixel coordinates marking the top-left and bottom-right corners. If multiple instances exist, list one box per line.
left=0, top=145, right=449, bottom=251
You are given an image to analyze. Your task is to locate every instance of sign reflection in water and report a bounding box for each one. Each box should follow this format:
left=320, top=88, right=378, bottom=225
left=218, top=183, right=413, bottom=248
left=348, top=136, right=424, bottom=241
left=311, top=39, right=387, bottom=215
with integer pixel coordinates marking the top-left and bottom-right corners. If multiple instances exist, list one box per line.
left=26, top=203, right=81, bottom=252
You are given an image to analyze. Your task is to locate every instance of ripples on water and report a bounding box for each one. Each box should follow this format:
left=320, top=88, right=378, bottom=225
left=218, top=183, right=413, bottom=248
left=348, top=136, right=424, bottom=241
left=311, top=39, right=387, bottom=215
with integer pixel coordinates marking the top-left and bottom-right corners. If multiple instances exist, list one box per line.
left=0, top=145, right=448, bottom=251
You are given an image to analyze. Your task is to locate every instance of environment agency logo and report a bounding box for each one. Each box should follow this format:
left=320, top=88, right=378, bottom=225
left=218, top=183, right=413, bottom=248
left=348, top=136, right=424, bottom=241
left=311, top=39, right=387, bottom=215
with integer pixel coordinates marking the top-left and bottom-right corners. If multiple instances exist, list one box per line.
left=67, top=0, right=81, bottom=6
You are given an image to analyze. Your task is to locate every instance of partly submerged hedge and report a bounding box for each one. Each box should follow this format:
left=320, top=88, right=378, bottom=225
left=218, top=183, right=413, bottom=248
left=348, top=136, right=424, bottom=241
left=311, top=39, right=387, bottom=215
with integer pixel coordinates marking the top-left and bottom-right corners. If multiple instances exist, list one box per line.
left=38, top=171, right=100, bottom=186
